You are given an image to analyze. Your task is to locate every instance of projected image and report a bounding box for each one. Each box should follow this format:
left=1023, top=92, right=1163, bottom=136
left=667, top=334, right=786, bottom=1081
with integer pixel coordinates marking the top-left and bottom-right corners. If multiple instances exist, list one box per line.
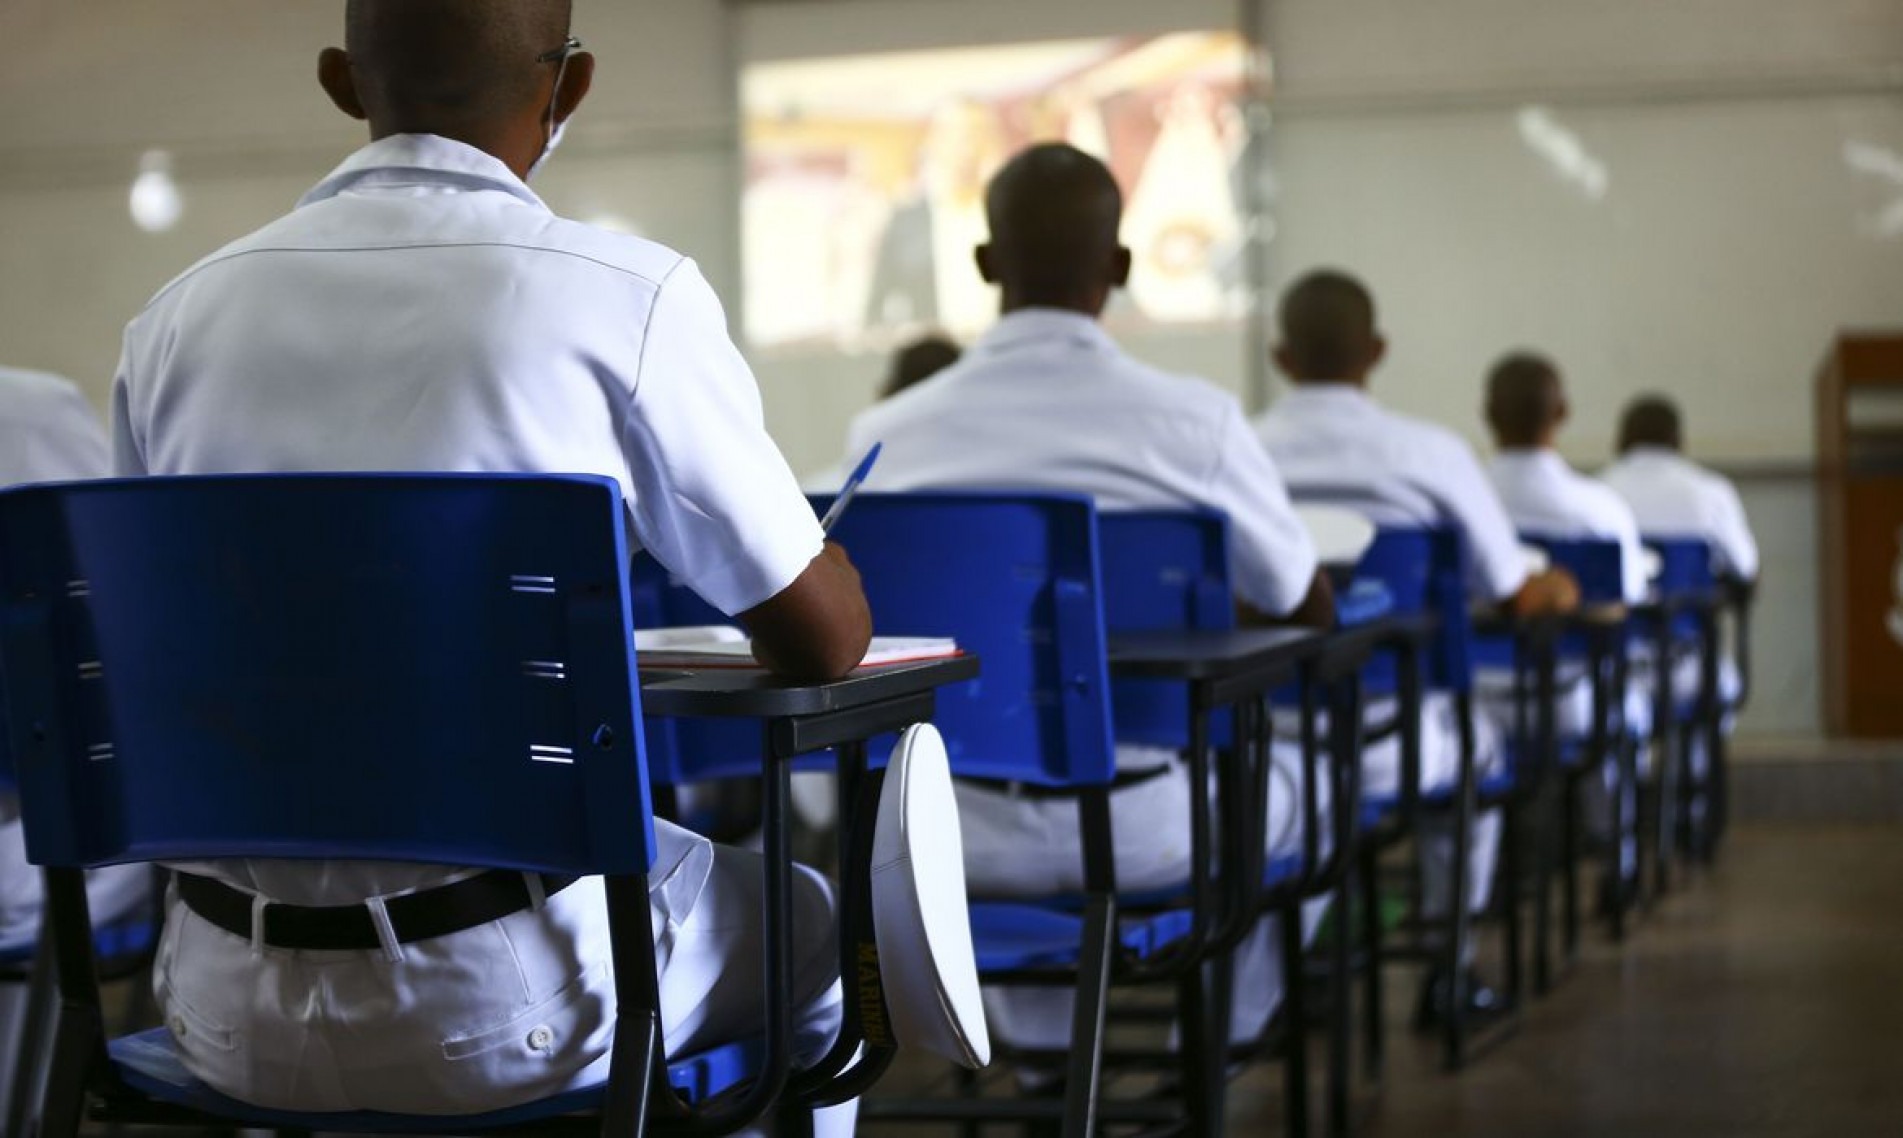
left=743, top=32, right=1256, bottom=352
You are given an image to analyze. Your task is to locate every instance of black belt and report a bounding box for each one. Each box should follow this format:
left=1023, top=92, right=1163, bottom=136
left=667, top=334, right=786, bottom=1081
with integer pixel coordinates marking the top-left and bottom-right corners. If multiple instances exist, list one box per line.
left=176, top=870, right=580, bottom=952
left=965, top=763, right=1177, bottom=800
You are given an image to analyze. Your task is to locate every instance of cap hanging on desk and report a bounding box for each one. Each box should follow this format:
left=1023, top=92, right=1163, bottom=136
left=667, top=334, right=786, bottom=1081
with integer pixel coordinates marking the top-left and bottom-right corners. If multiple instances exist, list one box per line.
left=871, top=723, right=990, bottom=1068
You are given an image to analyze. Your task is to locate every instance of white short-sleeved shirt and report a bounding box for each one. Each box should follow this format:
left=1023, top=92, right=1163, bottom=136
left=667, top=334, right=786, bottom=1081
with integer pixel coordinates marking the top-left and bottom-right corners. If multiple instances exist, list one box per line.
left=1253, top=384, right=1528, bottom=602
left=843, top=308, right=1318, bottom=617
left=1600, top=447, right=1760, bottom=581
left=0, top=367, right=109, bottom=487
left=113, top=133, right=823, bottom=906
left=1487, top=450, right=1649, bottom=603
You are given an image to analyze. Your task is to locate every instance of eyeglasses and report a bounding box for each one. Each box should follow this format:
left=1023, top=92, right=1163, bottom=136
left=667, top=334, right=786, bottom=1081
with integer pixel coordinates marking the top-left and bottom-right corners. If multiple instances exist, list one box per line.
left=537, top=35, right=582, bottom=65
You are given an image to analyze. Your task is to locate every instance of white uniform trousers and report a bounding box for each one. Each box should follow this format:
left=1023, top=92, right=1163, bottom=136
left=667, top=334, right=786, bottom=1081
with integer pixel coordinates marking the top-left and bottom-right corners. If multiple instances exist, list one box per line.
left=154, top=819, right=854, bottom=1136
left=1358, top=694, right=1506, bottom=958
left=1476, top=668, right=1653, bottom=882
left=958, top=741, right=1328, bottom=1050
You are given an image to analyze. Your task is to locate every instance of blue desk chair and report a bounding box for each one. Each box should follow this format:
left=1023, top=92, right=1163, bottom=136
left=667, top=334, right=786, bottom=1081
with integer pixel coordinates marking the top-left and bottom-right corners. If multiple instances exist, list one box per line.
left=1098, top=509, right=1332, bottom=1134
left=0, top=474, right=807, bottom=1138
left=0, top=676, right=162, bottom=1138
left=1480, top=536, right=1639, bottom=985
left=626, top=553, right=757, bottom=834
left=1342, top=526, right=1540, bottom=1075
left=1100, top=509, right=1392, bottom=1138
left=835, top=493, right=1208, bottom=1138
left=1639, top=537, right=1727, bottom=880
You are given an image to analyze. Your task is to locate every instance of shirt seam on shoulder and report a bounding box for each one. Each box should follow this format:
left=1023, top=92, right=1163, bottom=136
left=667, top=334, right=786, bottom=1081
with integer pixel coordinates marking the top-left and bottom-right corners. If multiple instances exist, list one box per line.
left=628, top=256, right=690, bottom=406
left=138, top=240, right=668, bottom=313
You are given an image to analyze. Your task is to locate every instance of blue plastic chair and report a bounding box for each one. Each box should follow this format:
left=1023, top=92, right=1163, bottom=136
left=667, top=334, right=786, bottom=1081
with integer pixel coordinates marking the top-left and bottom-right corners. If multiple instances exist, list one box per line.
left=1100, top=509, right=1387, bottom=1138
left=1335, top=525, right=1534, bottom=1074
left=0, top=474, right=799, bottom=1137
left=832, top=493, right=1207, bottom=1136
left=1484, top=536, right=1643, bottom=980
left=1639, top=536, right=1727, bottom=879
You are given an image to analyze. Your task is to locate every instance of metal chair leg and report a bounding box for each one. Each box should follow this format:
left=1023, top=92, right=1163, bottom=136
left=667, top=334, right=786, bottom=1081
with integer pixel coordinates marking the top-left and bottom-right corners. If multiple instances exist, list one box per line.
left=4, top=932, right=57, bottom=1138
left=1533, top=787, right=1556, bottom=997
left=1562, top=774, right=1582, bottom=958
left=1359, top=843, right=1385, bottom=1082
left=1500, top=805, right=1524, bottom=1006
left=1327, top=887, right=1354, bottom=1137
left=1060, top=895, right=1116, bottom=1138
left=1280, top=908, right=1310, bottom=1137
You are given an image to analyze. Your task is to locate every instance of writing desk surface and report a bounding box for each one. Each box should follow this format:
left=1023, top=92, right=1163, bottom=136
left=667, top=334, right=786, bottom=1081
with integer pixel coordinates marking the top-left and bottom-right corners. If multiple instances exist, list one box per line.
left=639, top=653, right=980, bottom=720
left=1106, top=628, right=1325, bottom=683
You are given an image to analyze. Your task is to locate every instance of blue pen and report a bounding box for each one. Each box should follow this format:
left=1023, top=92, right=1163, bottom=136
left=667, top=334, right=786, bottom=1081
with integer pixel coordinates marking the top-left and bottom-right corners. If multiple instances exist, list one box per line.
left=819, top=442, right=882, bottom=534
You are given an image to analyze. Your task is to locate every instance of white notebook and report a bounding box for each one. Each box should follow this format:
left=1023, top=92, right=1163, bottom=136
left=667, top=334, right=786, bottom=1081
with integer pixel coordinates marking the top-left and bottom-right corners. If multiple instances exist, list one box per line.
left=636, top=627, right=959, bottom=670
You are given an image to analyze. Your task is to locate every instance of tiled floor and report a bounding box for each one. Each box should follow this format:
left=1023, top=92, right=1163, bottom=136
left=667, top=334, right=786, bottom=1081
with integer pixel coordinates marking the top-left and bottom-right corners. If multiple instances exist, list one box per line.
left=866, top=824, right=1903, bottom=1137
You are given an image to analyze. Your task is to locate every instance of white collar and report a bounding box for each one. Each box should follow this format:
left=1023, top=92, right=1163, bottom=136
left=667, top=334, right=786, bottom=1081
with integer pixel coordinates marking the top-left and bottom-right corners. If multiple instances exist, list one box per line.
left=973, top=309, right=1118, bottom=357
left=1620, top=445, right=1682, bottom=463
left=298, top=133, right=550, bottom=212
left=1492, top=448, right=1567, bottom=472
left=1275, top=383, right=1381, bottom=413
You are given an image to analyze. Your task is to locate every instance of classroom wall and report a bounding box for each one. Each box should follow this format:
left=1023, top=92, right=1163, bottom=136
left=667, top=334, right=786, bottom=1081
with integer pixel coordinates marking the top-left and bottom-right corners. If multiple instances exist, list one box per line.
left=3, top=0, right=1897, bottom=736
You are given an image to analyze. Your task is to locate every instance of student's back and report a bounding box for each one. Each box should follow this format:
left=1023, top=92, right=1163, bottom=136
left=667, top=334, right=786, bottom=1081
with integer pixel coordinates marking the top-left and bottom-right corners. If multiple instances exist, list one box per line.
left=106, top=4, right=867, bottom=1124
left=852, top=310, right=1315, bottom=616
left=0, top=366, right=111, bottom=486
left=1480, top=353, right=1647, bottom=604
left=1601, top=394, right=1758, bottom=581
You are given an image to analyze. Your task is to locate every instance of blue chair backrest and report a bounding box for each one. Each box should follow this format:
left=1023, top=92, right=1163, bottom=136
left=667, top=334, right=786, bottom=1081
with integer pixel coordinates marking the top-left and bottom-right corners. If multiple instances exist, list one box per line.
left=1098, top=510, right=1235, bottom=749
left=0, top=474, right=655, bottom=876
left=1354, top=527, right=1473, bottom=695
left=625, top=553, right=754, bottom=787
left=1647, top=537, right=1716, bottom=640
left=823, top=492, right=1116, bottom=787
left=1474, top=534, right=1625, bottom=673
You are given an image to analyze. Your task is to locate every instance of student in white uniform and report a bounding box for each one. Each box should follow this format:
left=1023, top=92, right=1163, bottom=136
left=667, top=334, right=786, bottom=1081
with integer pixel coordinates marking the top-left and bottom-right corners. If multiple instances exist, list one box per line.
left=842, top=144, right=1335, bottom=1051
left=1253, top=271, right=1579, bottom=1024
left=1603, top=396, right=1759, bottom=585
left=0, top=368, right=153, bottom=953
left=1481, top=353, right=1650, bottom=890
left=1601, top=394, right=1755, bottom=823
left=110, top=3, right=872, bottom=1127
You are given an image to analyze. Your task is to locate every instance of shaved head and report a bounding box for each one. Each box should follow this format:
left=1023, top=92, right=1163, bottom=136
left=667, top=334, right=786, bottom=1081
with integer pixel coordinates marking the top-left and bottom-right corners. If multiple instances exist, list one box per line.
left=344, top=0, right=572, bottom=129
left=979, top=143, right=1130, bottom=315
left=1276, top=270, right=1381, bottom=383
left=1618, top=395, right=1683, bottom=454
left=321, top=0, right=590, bottom=180
left=1486, top=352, right=1567, bottom=449
left=883, top=334, right=961, bottom=400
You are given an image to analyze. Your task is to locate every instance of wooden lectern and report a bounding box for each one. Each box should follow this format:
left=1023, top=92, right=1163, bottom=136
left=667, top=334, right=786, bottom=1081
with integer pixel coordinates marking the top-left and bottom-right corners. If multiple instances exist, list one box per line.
left=1816, top=333, right=1903, bottom=738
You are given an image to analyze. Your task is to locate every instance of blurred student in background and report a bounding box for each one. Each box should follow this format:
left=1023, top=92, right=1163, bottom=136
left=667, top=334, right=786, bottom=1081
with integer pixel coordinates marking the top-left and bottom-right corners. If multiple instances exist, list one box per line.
left=1254, top=271, right=1580, bottom=1025
left=845, top=142, right=1334, bottom=1055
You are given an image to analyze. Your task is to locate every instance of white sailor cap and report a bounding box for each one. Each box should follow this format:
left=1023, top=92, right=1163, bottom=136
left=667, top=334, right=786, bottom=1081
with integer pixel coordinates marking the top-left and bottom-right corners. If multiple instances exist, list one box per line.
left=872, top=723, right=990, bottom=1069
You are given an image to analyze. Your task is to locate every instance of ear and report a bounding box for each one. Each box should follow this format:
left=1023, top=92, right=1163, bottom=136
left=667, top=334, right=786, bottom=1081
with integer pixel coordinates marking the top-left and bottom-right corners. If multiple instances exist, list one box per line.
left=975, top=244, right=999, bottom=285
left=1271, top=344, right=1295, bottom=377
left=1367, top=335, right=1389, bottom=371
left=1109, top=245, right=1133, bottom=288
left=318, top=48, right=367, bottom=122
left=552, top=50, right=596, bottom=125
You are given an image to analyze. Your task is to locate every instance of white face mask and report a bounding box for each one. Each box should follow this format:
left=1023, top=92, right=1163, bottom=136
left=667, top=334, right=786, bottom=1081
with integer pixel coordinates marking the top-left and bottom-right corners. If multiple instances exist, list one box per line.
left=527, top=43, right=575, bottom=182
left=528, top=117, right=568, bottom=181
